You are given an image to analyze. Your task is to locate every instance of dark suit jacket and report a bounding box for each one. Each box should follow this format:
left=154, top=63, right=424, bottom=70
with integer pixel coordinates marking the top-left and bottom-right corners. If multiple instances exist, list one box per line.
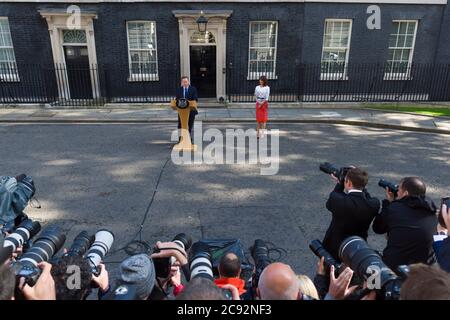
left=322, top=183, right=380, bottom=260
left=176, top=86, right=198, bottom=115
left=373, top=196, right=437, bottom=271
left=176, top=86, right=198, bottom=101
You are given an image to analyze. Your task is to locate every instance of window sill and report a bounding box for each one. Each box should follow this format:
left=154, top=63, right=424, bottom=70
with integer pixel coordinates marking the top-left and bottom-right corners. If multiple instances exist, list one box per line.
left=0, top=75, right=20, bottom=83
left=320, top=74, right=348, bottom=81
left=128, top=75, right=159, bottom=82
left=247, top=74, right=278, bottom=81
left=383, top=74, right=413, bottom=81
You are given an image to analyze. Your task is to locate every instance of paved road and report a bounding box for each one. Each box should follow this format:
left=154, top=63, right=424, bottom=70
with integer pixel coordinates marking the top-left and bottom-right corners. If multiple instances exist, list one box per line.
left=1, top=123, right=449, bottom=278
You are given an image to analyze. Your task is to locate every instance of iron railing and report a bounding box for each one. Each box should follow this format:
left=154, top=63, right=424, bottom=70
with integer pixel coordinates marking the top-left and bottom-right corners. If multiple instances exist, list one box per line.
left=1, top=63, right=450, bottom=106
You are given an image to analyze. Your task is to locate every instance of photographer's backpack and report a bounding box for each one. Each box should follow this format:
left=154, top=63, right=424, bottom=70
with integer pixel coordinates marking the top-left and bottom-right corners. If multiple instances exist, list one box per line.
left=0, top=174, right=36, bottom=224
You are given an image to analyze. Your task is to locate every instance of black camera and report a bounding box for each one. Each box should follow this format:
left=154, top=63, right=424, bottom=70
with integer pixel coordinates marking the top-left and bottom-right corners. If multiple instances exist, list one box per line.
left=339, top=236, right=409, bottom=300
left=249, top=239, right=272, bottom=298
left=63, top=231, right=95, bottom=258
left=309, top=239, right=343, bottom=276
left=319, top=162, right=353, bottom=184
left=153, top=233, right=192, bottom=279
left=11, top=225, right=66, bottom=286
left=85, top=229, right=114, bottom=276
left=378, top=179, right=399, bottom=197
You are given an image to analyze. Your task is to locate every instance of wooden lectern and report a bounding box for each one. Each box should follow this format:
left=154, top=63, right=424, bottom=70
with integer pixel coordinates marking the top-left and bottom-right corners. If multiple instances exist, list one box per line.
left=170, top=99, right=198, bottom=151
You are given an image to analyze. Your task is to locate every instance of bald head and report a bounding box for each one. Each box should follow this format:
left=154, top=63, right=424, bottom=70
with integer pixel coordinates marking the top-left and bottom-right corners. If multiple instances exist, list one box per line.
left=257, top=263, right=300, bottom=300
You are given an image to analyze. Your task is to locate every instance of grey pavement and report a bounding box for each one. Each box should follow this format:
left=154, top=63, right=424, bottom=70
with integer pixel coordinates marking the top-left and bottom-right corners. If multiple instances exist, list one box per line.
left=1, top=123, right=449, bottom=279
left=0, top=106, right=449, bottom=134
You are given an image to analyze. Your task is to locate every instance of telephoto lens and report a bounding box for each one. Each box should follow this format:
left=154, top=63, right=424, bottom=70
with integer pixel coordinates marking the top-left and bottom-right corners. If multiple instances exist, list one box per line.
left=172, top=233, right=193, bottom=252
left=251, top=239, right=271, bottom=271
left=12, top=225, right=66, bottom=286
left=339, top=236, right=401, bottom=300
left=85, top=229, right=114, bottom=276
left=3, top=218, right=41, bottom=253
left=309, top=239, right=343, bottom=275
left=319, top=162, right=339, bottom=176
left=189, top=241, right=214, bottom=281
left=378, top=179, right=399, bottom=196
left=64, top=231, right=94, bottom=257
left=18, top=225, right=66, bottom=267
left=153, top=233, right=193, bottom=279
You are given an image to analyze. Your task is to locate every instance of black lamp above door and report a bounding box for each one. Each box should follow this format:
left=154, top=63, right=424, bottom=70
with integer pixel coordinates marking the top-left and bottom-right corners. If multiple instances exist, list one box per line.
left=196, top=12, right=208, bottom=33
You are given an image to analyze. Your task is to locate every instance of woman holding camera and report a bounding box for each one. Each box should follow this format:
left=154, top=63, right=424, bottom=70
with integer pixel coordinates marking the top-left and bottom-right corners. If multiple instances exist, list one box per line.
left=254, top=75, right=270, bottom=138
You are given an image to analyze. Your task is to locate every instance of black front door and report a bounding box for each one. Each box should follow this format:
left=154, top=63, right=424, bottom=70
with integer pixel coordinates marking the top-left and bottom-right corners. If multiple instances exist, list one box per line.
left=189, top=46, right=216, bottom=98
left=63, top=46, right=92, bottom=99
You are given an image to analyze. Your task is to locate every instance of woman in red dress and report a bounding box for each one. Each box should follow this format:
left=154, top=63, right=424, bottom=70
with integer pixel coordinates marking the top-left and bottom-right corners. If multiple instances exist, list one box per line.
left=254, top=76, right=270, bottom=138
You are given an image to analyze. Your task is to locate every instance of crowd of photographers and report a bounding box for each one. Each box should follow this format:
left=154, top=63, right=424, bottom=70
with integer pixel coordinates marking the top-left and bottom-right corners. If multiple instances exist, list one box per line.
left=0, top=169, right=450, bottom=300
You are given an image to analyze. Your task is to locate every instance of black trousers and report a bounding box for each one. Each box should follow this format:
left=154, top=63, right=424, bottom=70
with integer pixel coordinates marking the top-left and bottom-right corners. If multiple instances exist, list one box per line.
left=177, top=110, right=197, bottom=136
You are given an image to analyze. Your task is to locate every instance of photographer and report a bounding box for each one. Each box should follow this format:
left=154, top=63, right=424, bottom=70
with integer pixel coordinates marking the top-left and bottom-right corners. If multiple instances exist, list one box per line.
left=149, top=240, right=190, bottom=299
left=373, top=177, right=437, bottom=271
left=214, top=252, right=246, bottom=296
left=50, top=255, right=109, bottom=300
left=400, top=263, right=450, bottom=300
left=323, top=167, right=380, bottom=260
left=256, top=262, right=301, bottom=300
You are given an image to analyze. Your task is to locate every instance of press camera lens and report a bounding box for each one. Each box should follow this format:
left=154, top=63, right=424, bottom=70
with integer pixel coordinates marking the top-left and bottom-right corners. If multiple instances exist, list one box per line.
left=3, top=219, right=41, bottom=252
left=18, top=225, right=66, bottom=267
left=85, top=229, right=114, bottom=272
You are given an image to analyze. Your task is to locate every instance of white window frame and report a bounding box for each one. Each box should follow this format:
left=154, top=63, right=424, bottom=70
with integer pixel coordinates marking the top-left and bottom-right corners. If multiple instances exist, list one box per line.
left=384, top=20, right=418, bottom=81
left=126, top=20, right=159, bottom=82
left=247, top=21, right=278, bottom=80
left=320, top=19, right=352, bottom=81
left=0, top=17, right=19, bottom=82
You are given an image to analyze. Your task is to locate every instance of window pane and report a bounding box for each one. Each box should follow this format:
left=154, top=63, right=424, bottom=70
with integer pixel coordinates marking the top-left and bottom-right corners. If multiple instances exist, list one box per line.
left=399, top=22, right=407, bottom=34
left=407, top=22, right=416, bottom=34
left=405, top=35, right=414, bottom=47
left=127, top=21, right=158, bottom=76
left=397, top=35, right=406, bottom=47
left=249, top=61, right=258, bottom=73
left=248, top=21, right=277, bottom=77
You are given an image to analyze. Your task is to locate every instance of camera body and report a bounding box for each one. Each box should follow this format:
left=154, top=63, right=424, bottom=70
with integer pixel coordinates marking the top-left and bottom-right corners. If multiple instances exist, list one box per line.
left=319, top=162, right=352, bottom=185
left=153, top=233, right=192, bottom=279
left=378, top=179, right=399, bottom=197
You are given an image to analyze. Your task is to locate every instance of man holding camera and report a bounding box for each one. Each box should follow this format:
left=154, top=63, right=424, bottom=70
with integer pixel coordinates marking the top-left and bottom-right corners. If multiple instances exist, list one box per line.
left=373, top=177, right=437, bottom=271
left=322, top=167, right=380, bottom=260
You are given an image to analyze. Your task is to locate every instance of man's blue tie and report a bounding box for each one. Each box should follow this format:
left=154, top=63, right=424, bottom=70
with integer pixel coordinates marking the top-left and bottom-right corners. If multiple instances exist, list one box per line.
left=184, top=87, right=187, bottom=98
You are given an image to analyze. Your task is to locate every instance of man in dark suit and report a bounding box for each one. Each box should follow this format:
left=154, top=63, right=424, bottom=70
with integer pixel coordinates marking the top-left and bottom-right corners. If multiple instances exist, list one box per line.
left=322, top=167, right=381, bottom=260
left=373, top=177, right=437, bottom=271
left=176, top=76, right=198, bottom=140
